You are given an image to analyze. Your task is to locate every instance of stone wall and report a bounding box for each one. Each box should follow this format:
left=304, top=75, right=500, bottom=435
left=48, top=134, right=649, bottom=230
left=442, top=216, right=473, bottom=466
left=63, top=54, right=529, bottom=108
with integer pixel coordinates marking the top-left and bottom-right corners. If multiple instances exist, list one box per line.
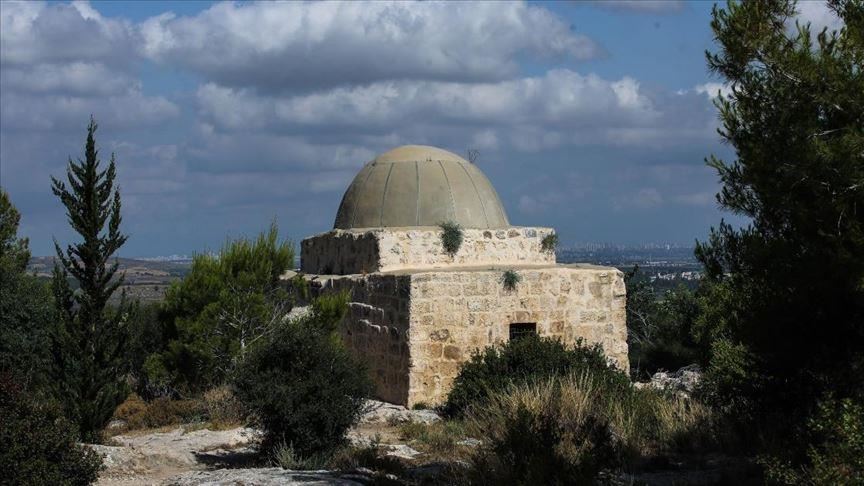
left=301, top=226, right=555, bottom=275
left=311, top=273, right=413, bottom=404
left=301, top=263, right=628, bottom=407
left=406, top=265, right=628, bottom=406
left=300, top=230, right=380, bottom=275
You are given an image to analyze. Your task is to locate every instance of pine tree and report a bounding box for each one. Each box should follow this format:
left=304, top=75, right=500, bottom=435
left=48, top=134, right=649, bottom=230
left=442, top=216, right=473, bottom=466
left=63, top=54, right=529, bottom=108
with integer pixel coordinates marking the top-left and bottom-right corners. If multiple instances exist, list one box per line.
left=696, top=0, right=863, bottom=444
left=51, top=117, right=130, bottom=442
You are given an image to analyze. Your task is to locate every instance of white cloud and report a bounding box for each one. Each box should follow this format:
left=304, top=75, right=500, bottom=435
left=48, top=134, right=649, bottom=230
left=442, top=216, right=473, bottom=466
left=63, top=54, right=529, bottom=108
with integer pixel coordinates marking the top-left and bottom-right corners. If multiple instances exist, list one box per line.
left=194, top=69, right=666, bottom=151
left=694, top=82, right=733, bottom=100
left=470, top=130, right=499, bottom=151
left=141, top=1, right=603, bottom=91
left=794, top=1, right=843, bottom=34
left=0, top=2, right=178, bottom=131
left=0, top=62, right=138, bottom=96
left=0, top=1, right=137, bottom=67
left=0, top=90, right=179, bottom=131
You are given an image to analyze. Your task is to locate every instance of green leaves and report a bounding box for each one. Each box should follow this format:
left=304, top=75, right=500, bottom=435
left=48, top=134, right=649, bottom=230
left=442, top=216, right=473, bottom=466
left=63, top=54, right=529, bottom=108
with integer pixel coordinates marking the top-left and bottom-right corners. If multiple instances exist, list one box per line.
left=49, top=117, right=130, bottom=441
left=500, top=269, right=521, bottom=292
left=233, top=298, right=372, bottom=457
left=439, top=220, right=464, bottom=256
left=697, top=0, right=864, bottom=470
left=150, top=223, right=295, bottom=392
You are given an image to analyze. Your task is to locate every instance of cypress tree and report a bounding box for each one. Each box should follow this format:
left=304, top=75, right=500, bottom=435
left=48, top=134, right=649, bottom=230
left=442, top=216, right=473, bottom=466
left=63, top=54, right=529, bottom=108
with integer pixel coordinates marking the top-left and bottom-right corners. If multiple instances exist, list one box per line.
left=51, top=117, right=129, bottom=442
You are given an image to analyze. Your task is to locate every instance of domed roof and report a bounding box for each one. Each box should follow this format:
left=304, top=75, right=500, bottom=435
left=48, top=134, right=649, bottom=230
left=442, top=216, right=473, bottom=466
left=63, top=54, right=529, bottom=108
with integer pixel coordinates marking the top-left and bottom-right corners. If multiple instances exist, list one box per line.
left=334, top=145, right=509, bottom=229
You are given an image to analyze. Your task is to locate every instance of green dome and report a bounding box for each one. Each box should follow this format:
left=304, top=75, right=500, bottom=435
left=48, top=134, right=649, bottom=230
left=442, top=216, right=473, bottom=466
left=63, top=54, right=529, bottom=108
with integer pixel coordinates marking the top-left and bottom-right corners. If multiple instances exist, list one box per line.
left=334, top=145, right=509, bottom=229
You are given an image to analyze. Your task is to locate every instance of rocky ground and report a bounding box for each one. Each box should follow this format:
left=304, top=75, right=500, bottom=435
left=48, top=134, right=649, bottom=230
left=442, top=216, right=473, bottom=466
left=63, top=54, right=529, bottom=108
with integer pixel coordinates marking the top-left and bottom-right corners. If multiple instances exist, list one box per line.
left=91, top=371, right=755, bottom=485
left=91, top=400, right=444, bottom=485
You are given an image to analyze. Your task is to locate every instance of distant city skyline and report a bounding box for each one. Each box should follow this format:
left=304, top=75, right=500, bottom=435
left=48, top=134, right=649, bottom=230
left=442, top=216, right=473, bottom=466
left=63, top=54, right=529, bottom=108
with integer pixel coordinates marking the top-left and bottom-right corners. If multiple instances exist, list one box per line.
left=1, top=1, right=840, bottom=256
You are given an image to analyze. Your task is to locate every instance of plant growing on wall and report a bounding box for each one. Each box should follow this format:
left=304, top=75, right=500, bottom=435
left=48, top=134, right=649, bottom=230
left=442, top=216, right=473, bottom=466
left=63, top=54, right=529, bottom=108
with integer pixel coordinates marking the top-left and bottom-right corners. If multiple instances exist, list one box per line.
left=439, top=221, right=463, bottom=257
left=541, top=233, right=559, bottom=254
left=500, top=269, right=521, bottom=292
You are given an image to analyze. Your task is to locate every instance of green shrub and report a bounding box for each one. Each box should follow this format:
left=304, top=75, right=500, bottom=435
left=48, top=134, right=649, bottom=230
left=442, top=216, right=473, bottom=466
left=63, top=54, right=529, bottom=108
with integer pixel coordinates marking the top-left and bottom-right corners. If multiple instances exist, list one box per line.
left=466, top=371, right=718, bottom=484
left=439, top=221, right=463, bottom=256
left=272, top=443, right=330, bottom=470
left=0, top=374, right=103, bottom=485
left=233, top=297, right=372, bottom=457
left=443, top=335, right=629, bottom=417
left=807, top=397, right=864, bottom=485
left=500, top=269, right=521, bottom=292
left=124, top=301, right=170, bottom=398
left=467, top=373, right=616, bottom=484
left=540, top=233, right=558, bottom=254
left=763, top=396, right=864, bottom=485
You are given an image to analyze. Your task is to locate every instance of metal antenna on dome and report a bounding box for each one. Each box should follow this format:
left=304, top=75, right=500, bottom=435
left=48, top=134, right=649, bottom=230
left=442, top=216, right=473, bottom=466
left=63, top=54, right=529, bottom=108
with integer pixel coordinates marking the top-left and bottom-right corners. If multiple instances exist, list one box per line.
left=467, top=149, right=479, bottom=164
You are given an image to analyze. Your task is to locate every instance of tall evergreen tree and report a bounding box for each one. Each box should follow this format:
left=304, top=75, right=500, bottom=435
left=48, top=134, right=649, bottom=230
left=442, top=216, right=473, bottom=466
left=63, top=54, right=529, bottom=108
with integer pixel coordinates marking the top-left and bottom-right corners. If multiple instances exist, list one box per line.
left=696, top=0, right=863, bottom=446
left=51, top=117, right=130, bottom=441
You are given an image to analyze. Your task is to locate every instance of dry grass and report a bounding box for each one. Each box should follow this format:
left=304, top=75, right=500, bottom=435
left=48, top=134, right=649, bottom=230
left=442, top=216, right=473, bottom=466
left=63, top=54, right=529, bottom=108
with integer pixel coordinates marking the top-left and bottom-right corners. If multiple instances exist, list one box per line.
left=203, top=385, right=247, bottom=429
left=397, top=420, right=476, bottom=462
left=463, top=371, right=719, bottom=483
left=110, top=386, right=245, bottom=436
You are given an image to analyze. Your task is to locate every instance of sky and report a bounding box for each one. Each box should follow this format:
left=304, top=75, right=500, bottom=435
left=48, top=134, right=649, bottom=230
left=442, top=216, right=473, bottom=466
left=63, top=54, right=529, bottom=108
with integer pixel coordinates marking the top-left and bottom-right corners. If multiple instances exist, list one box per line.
left=0, top=1, right=844, bottom=257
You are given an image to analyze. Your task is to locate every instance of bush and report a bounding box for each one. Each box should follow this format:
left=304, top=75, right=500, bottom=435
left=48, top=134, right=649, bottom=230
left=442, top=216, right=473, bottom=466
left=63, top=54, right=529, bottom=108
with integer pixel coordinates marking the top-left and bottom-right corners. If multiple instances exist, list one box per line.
left=499, top=269, right=521, bottom=292
left=203, top=385, right=247, bottom=428
left=807, top=397, right=864, bottom=485
left=439, top=221, right=463, bottom=256
left=466, top=371, right=717, bottom=484
left=443, top=335, right=629, bottom=417
left=0, top=374, right=103, bottom=485
left=233, top=296, right=372, bottom=457
left=763, top=396, right=864, bottom=485
left=124, top=301, right=171, bottom=398
left=540, top=233, right=558, bottom=254
left=111, top=394, right=206, bottom=432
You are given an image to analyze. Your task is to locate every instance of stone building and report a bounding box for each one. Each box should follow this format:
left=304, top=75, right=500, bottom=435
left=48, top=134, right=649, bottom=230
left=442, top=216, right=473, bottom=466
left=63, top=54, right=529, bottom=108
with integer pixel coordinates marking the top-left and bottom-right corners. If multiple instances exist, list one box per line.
left=294, top=145, right=628, bottom=407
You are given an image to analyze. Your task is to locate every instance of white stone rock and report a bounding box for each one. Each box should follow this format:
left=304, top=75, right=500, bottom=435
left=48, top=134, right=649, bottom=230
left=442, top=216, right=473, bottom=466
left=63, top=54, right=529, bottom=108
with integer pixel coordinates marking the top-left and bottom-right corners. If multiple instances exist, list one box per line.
left=383, top=444, right=422, bottom=460
left=358, top=399, right=441, bottom=425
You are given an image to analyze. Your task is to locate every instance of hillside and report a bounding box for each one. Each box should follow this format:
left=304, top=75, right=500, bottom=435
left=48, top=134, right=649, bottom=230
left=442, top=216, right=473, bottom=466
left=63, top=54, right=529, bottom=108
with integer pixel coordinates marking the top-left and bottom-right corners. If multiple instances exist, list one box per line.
left=27, top=256, right=193, bottom=303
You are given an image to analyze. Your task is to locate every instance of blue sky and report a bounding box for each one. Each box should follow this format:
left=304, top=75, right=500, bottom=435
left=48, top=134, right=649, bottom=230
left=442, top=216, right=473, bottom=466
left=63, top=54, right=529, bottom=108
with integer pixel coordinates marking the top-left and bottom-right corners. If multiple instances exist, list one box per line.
left=0, top=1, right=841, bottom=256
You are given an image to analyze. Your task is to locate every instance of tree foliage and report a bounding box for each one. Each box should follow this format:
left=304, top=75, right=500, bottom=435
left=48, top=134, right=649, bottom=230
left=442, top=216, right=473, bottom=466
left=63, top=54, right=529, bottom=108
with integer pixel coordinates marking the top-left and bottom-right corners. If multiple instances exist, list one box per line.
left=0, top=189, right=30, bottom=273
left=0, top=373, right=103, bottom=486
left=624, top=266, right=705, bottom=378
left=146, top=224, right=295, bottom=392
left=50, top=117, right=131, bottom=442
left=696, top=0, right=864, bottom=459
left=233, top=292, right=372, bottom=458
left=0, top=189, right=56, bottom=393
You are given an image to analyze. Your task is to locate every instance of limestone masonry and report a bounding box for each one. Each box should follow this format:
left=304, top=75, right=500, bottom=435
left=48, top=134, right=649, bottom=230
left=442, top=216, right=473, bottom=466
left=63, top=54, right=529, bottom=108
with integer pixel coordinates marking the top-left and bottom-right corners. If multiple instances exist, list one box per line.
left=287, top=145, right=628, bottom=407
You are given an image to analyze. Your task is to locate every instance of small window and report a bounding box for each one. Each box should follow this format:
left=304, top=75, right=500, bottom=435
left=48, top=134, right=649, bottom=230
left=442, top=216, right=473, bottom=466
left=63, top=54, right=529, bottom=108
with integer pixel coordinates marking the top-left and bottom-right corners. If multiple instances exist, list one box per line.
left=509, top=323, right=537, bottom=341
